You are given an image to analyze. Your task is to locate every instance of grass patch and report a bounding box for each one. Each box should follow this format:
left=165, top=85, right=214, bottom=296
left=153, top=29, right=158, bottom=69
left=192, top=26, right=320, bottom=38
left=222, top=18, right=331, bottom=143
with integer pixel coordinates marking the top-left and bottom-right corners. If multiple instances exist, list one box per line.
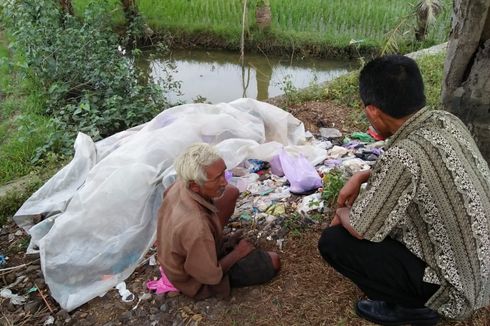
left=323, top=52, right=446, bottom=111
left=417, top=52, right=446, bottom=109
left=73, top=0, right=452, bottom=56
left=0, top=33, right=56, bottom=185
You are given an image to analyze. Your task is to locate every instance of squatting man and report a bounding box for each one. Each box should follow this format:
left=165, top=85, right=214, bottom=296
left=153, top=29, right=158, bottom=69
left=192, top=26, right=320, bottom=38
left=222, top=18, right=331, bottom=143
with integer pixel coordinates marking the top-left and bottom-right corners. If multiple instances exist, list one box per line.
left=318, top=55, right=490, bottom=325
left=156, top=143, right=281, bottom=299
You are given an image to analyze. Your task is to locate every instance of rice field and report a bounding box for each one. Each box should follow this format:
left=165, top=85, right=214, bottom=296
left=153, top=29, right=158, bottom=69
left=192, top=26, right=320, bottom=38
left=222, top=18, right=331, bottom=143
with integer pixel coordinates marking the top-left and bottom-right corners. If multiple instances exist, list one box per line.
left=74, top=0, right=452, bottom=53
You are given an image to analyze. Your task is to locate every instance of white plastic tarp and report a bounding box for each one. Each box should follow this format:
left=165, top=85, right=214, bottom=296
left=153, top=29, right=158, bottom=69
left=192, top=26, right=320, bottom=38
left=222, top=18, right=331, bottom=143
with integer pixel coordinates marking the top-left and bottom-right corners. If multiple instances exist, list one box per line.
left=13, top=98, right=326, bottom=311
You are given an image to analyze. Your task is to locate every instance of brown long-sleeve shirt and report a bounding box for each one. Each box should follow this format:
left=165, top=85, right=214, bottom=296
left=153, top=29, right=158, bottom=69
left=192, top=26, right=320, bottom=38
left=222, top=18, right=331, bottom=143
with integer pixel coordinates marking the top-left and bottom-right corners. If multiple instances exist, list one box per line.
left=156, top=179, right=229, bottom=297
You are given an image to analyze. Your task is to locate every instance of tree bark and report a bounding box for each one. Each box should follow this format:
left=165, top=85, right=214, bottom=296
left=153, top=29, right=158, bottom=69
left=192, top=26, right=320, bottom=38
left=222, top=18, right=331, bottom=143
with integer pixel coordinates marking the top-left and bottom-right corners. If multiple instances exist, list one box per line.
left=59, top=0, right=74, bottom=16
left=256, top=4, right=272, bottom=30
left=121, top=0, right=137, bottom=20
left=442, top=0, right=490, bottom=163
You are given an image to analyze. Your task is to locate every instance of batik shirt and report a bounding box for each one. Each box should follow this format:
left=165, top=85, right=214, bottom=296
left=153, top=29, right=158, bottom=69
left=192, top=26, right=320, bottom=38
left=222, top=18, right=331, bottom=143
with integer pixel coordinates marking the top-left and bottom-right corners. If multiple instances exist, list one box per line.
left=350, top=107, right=490, bottom=319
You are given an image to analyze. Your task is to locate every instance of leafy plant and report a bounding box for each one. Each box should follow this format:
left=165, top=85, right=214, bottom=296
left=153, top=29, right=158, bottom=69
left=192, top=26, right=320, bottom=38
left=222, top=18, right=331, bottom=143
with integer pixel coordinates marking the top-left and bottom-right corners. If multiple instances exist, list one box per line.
left=382, top=0, right=446, bottom=55
left=415, top=0, right=443, bottom=41
left=1, top=0, right=180, bottom=158
left=321, top=169, right=346, bottom=206
left=279, top=74, right=325, bottom=106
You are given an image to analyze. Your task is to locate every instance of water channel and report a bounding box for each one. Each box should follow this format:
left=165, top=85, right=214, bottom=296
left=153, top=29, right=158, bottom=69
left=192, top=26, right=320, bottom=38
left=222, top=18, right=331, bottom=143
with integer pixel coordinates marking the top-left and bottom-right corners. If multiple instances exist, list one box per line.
left=147, top=49, right=355, bottom=104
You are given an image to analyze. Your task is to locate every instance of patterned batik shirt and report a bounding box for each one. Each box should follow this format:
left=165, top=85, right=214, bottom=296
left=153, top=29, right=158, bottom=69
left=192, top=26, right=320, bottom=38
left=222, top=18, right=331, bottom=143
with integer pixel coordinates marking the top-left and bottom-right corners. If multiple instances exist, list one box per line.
left=349, top=107, right=490, bottom=319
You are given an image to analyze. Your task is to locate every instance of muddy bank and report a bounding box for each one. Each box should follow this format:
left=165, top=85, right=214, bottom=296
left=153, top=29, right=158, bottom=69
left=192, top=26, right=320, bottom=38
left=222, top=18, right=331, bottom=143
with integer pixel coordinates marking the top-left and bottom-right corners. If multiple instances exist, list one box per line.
left=141, top=29, right=381, bottom=60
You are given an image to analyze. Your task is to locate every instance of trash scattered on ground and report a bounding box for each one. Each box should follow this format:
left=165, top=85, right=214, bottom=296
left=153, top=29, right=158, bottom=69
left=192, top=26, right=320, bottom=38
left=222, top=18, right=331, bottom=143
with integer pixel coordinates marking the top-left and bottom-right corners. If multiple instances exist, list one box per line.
left=225, top=132, right=385, bottom=250
left=319, top=127, right=342, bottom=139
left=146, top=267, right=179, bottom=295
left=116, top=282, right=135, bottom=303
left=0, top=254, right=7, bottom=266
left=43, top=315, right=55, bottom=325
left=0, top=288, right=27, bottom=305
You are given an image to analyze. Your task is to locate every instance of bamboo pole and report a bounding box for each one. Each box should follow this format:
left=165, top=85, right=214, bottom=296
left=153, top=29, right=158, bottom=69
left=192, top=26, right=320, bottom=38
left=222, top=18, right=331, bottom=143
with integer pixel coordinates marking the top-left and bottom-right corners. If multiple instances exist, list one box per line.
left=240, top=0, right=248, bottom=65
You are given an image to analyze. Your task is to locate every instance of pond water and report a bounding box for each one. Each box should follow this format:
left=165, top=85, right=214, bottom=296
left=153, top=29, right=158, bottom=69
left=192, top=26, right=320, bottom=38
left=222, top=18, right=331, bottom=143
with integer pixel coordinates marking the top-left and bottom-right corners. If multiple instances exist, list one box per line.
left=146, top=49, right=355, bottom=104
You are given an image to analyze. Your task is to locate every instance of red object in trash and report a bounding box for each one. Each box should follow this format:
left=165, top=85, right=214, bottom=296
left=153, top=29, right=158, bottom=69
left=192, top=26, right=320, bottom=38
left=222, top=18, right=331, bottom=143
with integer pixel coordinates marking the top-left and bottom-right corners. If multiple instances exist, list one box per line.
left=367, top=126, right=385, bottom=141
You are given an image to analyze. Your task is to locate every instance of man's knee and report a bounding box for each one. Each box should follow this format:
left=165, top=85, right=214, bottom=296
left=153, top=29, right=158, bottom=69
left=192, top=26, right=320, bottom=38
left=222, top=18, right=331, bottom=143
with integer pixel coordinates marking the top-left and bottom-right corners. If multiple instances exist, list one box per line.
left=318, top=225, right=347, bottom=262
left=267, top=251, right=281, bottom=272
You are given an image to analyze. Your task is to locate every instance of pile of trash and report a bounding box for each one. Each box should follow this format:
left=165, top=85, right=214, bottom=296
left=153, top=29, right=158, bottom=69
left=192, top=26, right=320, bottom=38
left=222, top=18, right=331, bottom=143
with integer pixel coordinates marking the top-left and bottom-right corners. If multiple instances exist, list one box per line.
left=7, top=98, right=385, bottom=312
left=224, top=127, right=385, bottom=249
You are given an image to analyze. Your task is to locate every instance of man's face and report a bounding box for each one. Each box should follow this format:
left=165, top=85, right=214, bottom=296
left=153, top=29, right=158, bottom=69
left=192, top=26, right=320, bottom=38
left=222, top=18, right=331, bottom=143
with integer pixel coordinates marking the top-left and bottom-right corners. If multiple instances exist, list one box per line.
left=198, top=159, right=227, bottom=200
left=364, top=105, right=392, bottom=139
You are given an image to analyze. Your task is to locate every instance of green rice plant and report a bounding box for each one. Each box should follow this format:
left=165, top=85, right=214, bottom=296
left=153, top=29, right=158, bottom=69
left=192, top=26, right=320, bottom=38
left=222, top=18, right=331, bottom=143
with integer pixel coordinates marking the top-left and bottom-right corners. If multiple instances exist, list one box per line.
left=74, top=0, right=452, bottom=53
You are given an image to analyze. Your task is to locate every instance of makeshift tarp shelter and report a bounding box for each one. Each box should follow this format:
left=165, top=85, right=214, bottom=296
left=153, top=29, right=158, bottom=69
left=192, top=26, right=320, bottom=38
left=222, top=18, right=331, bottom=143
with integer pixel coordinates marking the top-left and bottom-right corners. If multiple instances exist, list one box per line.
left=13, top=98, right=326, bottom=311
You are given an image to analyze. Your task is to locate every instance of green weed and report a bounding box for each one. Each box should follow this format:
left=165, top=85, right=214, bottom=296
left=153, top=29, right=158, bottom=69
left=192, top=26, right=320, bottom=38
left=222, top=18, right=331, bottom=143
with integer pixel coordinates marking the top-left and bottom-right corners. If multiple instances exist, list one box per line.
left=321, top=170, right=346, bottom=206
left=280, top=74, right=325, bottom=106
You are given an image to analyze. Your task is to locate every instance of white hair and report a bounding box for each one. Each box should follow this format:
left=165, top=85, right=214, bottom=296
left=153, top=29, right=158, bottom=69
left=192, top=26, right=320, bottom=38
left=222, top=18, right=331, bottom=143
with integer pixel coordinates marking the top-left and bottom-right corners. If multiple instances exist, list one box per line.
left=174, top=143, right=222, bottom=186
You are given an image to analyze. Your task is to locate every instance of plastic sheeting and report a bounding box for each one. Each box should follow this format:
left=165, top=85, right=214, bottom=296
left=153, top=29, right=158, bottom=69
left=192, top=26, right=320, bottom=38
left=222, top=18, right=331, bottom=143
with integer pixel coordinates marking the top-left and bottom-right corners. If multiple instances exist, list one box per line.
left=13, top=98, right=326, bottom=311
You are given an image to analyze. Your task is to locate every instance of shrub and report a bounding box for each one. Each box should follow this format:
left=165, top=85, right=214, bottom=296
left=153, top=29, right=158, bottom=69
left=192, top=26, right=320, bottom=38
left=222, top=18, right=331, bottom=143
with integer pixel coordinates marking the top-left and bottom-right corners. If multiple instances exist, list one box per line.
left=2, top=0, right=179, bottom=157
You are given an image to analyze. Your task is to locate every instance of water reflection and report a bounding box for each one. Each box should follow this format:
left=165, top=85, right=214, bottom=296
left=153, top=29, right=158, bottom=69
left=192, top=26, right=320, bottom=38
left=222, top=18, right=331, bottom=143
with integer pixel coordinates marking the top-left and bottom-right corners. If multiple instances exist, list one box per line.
left=148, top=49, right=354, bottom=104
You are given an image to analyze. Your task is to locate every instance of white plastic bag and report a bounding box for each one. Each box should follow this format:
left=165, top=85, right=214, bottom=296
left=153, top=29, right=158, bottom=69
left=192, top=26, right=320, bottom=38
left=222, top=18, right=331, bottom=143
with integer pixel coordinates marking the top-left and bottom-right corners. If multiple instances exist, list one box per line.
left=277, top=149, right=322, bottom=194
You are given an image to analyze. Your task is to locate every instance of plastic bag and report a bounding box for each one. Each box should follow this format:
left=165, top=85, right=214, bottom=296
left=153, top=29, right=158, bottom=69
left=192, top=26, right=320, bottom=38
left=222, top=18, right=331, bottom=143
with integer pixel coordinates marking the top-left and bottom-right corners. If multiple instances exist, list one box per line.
left=269, top=154, right=284, bottom=176
left=277, top=149, right=322, bottom=195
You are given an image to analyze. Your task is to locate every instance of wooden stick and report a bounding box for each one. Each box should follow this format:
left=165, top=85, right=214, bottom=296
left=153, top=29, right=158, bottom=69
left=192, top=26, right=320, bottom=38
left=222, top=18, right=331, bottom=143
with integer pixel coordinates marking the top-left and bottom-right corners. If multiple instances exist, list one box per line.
left=240, top=0, right=248, bottom=64
left=34, top=283, right=54, bottom=314
left=0, top=259, right=40, bottom=273
left=0, top=310, right=14, bottom=326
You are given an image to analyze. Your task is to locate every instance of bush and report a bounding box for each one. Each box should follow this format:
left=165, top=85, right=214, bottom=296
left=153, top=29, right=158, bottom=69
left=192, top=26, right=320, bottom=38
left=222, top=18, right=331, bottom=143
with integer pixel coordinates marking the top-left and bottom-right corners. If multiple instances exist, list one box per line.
left=1, top=0, right=179, bottom=157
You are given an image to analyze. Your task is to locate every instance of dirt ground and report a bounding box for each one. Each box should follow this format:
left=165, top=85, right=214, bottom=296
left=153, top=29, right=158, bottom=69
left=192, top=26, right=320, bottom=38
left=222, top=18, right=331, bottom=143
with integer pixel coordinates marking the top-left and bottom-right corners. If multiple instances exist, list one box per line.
left=1, top=100, right=489, bottom=326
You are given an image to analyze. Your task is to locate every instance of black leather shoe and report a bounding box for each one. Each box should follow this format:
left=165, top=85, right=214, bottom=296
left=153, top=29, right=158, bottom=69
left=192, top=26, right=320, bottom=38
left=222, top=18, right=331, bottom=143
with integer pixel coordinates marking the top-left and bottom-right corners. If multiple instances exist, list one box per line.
left=355, top=299, right=439, bottom=326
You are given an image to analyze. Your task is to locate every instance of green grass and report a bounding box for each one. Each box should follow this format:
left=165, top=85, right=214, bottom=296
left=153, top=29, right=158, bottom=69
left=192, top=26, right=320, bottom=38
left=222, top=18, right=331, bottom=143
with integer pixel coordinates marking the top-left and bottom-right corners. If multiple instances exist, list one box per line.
left=0, top=34, right=54, bottom=185
left=73, top=0, right=452, bottom=55
left=323, top=51, right=446, bottom=111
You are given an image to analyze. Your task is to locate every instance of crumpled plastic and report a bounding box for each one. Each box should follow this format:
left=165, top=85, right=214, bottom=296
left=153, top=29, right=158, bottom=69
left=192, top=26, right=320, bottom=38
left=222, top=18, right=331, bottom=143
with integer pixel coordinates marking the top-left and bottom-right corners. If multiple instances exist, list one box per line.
left=276, top=149, right=322, bottom=194
left=0, top=288, right=26, bottom=305
left=115, top=282, right=135, bottom=302
left=297, top=193, right=324, bottom=213
left=146, top=267, right=179, bottom=295
left=351, top=132, right=374, bottom=143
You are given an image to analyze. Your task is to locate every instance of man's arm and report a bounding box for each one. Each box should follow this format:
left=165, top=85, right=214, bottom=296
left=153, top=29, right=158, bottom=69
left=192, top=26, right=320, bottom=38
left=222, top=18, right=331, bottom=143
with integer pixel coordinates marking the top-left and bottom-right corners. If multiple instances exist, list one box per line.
left=337, top=170, right=371, bottom=207
left=218, top=239, right=254, bottom=273
left=331, top=207, right=363, bottom=239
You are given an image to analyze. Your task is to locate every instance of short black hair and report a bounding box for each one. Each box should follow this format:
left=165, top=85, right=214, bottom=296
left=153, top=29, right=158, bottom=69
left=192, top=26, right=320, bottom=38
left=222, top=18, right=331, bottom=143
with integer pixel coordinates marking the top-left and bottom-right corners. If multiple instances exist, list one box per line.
left=359, top=55, right=426, bottom=118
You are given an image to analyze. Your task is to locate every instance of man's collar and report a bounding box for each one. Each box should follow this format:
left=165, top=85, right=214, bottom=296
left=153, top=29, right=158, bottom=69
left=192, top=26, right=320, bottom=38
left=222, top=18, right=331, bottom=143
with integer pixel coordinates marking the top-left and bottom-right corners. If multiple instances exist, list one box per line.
left=387, top=106, right=431, bottom=148
left=181, top=181, right=218, bottom=213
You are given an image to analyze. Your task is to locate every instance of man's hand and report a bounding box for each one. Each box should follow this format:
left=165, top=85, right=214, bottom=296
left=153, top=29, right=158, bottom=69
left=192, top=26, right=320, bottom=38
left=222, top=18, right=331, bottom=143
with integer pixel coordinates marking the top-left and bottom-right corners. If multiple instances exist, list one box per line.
left=330, top=213, right=341, bottom=226
left=234, top=239, right=255, bottom=259
left=337, top=170, right=371, bottom=207
left=219, top=239, right=255, bottom=272
left=332, top=207, right=363, bottom=240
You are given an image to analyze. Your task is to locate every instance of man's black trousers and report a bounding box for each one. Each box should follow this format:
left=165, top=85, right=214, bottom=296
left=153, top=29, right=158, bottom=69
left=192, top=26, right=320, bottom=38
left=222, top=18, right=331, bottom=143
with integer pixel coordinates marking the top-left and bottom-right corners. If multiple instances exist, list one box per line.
left=318, top=225, right=439, bottom=308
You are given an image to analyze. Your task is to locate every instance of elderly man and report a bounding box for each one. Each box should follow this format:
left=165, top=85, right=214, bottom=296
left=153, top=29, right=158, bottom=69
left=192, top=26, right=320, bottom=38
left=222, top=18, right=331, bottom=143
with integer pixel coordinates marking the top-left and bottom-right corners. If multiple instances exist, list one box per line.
left=318, top=55, right=490, bottom=325
left=157, top=143, right=280, bottom=299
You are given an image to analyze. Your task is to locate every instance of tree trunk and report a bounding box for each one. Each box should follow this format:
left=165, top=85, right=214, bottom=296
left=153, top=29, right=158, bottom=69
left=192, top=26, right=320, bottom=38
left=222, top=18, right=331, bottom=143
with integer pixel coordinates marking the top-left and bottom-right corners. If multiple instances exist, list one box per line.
left=256, top=4, right=272, bottom=30
left=121, top=0, right=137, bottom=21
left=59, top=0, right=74, bottom=16
left=442, top=0, right=490, bottom=163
